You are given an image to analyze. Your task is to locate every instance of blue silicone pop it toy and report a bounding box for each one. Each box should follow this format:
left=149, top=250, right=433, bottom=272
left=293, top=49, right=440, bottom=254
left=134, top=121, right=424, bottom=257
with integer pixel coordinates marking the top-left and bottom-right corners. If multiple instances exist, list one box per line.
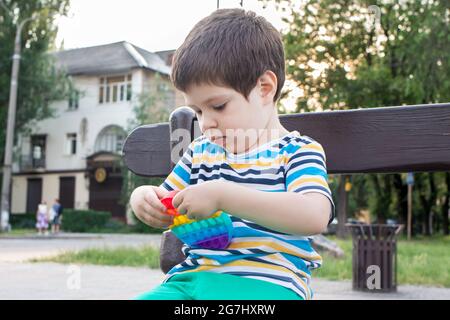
left=161, top=190, right=233, bottom=249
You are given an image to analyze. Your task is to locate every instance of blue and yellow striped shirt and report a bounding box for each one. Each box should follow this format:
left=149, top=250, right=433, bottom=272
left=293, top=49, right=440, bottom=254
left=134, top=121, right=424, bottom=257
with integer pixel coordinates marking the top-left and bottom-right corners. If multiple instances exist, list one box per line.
left=160, top=130, right=335, bottom=300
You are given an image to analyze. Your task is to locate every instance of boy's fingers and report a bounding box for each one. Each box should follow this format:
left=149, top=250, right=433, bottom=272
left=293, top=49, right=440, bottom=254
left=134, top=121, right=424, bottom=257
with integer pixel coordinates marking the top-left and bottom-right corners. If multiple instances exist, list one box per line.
left=144, top=190, right=167, bottom=212
left=138, top=213, right=167, bottom=229
left=140, top=202, right=173, bottom=224
left=177, top=204, right=187, bottom=215
left=154, top=186, right=170, bottom=200
left=172, top=192, right=184, bottom=209
left=138, top=204, right=172, bottom=229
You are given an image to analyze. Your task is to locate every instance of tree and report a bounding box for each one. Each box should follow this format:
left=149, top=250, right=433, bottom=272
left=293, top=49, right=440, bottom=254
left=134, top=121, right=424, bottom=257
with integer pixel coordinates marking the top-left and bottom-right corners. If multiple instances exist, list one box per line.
left=0, top=0, right=72, bottom=162
left=440, top=173, right=450, bottom=235
left=120, top=73, right=175, bottom=223
left=269, top=0, right=450, bottom=235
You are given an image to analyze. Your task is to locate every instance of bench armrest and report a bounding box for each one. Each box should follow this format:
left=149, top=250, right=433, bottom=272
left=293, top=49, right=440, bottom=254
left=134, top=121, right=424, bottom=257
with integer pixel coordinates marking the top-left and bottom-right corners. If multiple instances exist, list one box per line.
left=159, top=230, right=186, bottom=274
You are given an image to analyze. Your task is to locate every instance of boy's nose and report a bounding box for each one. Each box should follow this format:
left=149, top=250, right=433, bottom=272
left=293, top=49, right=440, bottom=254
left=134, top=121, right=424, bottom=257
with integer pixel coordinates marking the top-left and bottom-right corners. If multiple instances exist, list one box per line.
left=199, top=115, right=218, bottom=133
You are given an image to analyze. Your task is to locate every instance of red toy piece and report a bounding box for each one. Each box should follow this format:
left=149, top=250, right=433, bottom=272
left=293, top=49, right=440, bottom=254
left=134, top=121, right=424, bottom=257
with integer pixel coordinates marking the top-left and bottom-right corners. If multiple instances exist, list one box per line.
left=160, top=190, right=180, bottom=216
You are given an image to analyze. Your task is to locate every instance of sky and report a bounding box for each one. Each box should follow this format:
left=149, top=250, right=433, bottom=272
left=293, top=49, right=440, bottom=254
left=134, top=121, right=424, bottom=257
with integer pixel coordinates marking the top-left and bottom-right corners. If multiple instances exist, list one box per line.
left=55, top=0, right=288, bottom=52
left=55, top=0, right=301, bottom=111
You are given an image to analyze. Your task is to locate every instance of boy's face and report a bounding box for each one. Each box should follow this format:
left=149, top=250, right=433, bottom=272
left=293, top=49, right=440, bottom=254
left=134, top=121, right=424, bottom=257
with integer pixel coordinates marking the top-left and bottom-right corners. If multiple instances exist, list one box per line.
left=184, top=79, right=277, bottom=155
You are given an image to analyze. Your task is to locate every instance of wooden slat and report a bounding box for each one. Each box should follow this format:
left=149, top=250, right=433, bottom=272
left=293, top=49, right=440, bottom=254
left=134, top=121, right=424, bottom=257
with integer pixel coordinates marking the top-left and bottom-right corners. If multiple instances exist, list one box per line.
left=122, top=123, right=171, bottom=177
left=279, top=103, right=450, bottom=174
left=123, top=103, right=450, bottom=176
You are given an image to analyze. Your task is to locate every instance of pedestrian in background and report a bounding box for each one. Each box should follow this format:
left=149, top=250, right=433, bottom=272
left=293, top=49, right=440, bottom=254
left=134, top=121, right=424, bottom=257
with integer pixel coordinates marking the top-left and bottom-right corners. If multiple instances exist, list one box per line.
left=50, top=198, right=63, bottom=234
left=35, top=200, right=49, bottom=235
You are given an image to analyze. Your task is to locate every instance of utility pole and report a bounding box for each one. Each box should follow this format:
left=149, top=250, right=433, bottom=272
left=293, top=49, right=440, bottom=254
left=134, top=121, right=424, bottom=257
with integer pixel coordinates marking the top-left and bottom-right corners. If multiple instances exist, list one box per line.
left=406, top=172, right=414, bottom=240
left=0, top=6, right=38, bottom=232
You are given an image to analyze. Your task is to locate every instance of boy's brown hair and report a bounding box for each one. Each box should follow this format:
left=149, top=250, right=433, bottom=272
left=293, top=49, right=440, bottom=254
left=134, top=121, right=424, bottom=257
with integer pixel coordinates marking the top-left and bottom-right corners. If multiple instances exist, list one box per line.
left=171, top=8, right=285, bottom=102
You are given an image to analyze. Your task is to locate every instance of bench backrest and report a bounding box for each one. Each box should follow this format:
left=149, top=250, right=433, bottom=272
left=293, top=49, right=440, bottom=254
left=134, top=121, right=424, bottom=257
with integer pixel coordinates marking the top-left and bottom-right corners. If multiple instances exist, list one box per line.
left=123, top=103, right=450, bottom=176
left=123, top=102, right=450, bottom=273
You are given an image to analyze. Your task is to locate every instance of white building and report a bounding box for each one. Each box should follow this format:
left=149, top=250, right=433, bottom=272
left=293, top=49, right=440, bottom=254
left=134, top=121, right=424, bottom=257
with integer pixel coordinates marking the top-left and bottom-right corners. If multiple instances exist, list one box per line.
left=11, top=41, right=182, bottom=221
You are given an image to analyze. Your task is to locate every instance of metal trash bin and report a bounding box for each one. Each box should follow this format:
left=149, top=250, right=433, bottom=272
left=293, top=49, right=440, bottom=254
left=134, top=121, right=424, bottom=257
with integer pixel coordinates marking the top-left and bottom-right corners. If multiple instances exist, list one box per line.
left=345, top=223, right=403, bottom=292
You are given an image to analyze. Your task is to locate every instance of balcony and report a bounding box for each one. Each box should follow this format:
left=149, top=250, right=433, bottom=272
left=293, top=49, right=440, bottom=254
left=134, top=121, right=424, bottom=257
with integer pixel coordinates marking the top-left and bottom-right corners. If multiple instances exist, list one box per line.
left=19, top=154, right=46, bottom=171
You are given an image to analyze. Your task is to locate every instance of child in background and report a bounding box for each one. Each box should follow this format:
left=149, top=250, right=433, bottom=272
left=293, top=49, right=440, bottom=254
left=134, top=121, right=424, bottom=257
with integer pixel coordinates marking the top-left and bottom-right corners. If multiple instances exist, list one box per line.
left=35, top=200, right=49, bottom=236
left=130, top=8, right=335, bottom=300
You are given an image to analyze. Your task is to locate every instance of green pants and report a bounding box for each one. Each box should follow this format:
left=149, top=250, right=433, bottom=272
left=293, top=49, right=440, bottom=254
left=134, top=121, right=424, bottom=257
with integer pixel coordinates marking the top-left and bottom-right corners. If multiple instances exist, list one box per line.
left=135, top=271, right=303, bottom=300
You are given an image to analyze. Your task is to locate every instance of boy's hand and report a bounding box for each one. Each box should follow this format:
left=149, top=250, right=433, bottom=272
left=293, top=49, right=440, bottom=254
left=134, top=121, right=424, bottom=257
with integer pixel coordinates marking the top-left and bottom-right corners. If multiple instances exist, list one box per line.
left=172, top=181, right=223, bottom=220
left=130, top=185, right=173, bottom=229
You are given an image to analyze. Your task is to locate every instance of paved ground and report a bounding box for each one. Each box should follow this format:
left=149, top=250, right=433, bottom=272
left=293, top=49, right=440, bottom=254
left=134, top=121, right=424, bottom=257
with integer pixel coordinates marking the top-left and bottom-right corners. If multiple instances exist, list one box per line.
left=0, top=232, right=161, bottom=262
left=0, top=261, right=163, bottom=300
left=1, top=232, right=449, bottom=300
left=312, top=278, right=450, bottom=300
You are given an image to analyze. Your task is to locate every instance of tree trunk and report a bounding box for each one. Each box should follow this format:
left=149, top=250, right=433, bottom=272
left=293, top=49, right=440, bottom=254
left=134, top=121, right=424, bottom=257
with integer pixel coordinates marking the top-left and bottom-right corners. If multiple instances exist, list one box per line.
left=368, top=174, right=391, bottom=224
left=442, top=172, right=450, bottom=236
left=417, top=173, right=438, bottom=236
left=393, top=173, right=408, bottom=229
left=429, top=173, right=437, bottom=235
left=368, top=174, right=381, bottom=222
left=419, top=188, right=431, bottom=236
left=380, top=174, right=393, bottom=224
left=336, top=175, right=348, bottom=239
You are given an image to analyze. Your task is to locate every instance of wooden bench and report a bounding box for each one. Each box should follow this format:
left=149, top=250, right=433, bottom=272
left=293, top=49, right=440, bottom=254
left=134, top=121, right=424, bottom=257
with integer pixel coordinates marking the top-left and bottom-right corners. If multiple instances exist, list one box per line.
left=123, top=103, right=450, bottom=273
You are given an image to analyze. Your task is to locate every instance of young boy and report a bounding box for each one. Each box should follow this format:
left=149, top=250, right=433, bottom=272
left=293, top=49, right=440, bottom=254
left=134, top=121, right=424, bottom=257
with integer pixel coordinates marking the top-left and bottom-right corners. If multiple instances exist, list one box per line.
left=130, top=8, right=335, bottom=300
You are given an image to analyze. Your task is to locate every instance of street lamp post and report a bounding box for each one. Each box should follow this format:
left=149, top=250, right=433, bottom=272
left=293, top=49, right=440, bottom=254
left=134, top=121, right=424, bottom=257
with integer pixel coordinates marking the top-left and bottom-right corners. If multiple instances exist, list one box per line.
left=406, top=172, right=415, bottom=240
left=0, top=15, right=36, bottom=232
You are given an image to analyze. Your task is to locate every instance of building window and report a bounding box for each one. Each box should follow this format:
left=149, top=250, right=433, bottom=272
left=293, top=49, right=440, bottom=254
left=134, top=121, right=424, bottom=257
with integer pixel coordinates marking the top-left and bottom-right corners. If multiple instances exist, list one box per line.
left=68, top=90, right=79, bottom=110
left=65, top=133, right=77, bottom=155
left=157, top=83, right=169, bottom=93
left=99, top=74, right=132, bottom=104
left=94, top=126, right=126, bottom=154
left=99, top=87, right=104, bottom=104
left=158, top=83, right=175, bottom=107
left=31, top=135, right=46, bottom=168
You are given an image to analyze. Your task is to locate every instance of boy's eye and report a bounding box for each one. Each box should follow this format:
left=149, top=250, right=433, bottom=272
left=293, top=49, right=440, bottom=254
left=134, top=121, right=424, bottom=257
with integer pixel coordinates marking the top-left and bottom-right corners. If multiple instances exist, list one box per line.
left=212, top=103, right=226, bottom=111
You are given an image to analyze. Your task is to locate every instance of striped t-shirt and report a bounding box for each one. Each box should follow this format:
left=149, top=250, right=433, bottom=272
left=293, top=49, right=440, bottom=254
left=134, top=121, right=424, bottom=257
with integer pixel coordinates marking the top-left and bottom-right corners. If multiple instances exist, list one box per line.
left=160, top=130, right=335, bottom=300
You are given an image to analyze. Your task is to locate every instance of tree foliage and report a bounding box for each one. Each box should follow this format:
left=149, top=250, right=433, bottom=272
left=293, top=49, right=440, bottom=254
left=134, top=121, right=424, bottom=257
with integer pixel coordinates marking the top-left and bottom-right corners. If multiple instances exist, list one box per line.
left=0, top=0, right=72, bottom=160
left=269, top=0, right=449, bottom=235
left=120, top=73, right=174, bottom=222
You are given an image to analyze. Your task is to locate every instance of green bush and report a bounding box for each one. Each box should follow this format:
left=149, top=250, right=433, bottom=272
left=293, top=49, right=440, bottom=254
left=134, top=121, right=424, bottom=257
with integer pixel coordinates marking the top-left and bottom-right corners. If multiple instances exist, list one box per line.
left=10, top=213, right=36, bottom=229
left=87, top=218, right=131, bottom=233
left=128, top=218, right=164, bottom=234
left=102, top=219, right=128, bottom=231
left=77, top=214, right=163, bottom=234
left=11, top=210, right=164, bottom=234
left=62, top=209, right=111, bottom=232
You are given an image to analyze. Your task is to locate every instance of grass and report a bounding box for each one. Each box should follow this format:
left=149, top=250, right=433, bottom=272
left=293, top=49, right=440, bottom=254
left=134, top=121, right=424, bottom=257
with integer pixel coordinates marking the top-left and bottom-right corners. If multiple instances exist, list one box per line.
left=311, top=237, right=354, bottom=281
left=397, top=235, right=450, bottom=287
left=30, top=235, right=450, bottom=288
left=2, top=225, right=163, bottom=235
left=313, top=235, right=450, bottom=288
left=31, top=246, right=160, bottom=269
left=0, top=228, right=36, bottom=236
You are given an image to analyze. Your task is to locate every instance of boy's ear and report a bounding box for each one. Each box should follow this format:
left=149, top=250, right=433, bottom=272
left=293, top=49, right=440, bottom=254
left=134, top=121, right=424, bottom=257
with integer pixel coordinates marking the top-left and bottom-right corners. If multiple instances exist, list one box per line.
left=258, top=70, right=277, bottom=105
